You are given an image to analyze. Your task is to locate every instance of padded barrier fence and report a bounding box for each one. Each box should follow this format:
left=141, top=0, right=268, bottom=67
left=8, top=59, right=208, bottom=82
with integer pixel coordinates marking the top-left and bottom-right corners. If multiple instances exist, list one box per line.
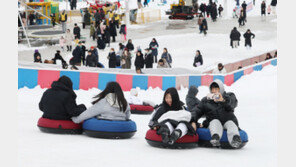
left=18, top=58, right=277, bottom=91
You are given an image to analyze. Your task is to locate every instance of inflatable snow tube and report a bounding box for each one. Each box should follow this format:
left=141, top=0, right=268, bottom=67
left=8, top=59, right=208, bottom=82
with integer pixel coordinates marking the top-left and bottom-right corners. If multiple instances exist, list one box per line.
left=145, top=129, right=199, bottom=149
left=197, top=128, right=248, bottom=149
left=82, top=118, right=137, bottom=139
left=37, top=117, right=83, bottom=134
left=130, top=104, right=154, bottom=114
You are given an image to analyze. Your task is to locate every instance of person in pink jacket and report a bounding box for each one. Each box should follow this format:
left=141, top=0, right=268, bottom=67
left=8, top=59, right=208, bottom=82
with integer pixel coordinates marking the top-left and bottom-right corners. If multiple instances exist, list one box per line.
left=59, top=36, right=66, bottom=51
left=267, top=5, right=271, bottom=15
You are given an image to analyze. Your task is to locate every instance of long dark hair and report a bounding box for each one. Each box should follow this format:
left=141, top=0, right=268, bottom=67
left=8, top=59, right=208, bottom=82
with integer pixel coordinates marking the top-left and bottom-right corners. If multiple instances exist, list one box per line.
left=92, top=82, right=127, bottom=112
left=162, top=87, right=183, bottom=111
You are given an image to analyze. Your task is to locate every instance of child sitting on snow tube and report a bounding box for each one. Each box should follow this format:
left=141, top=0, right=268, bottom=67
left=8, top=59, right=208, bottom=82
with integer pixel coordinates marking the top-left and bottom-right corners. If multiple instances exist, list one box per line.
left=127, top=89, right=155, bottom=114
left=72, top=82, right=131, bottom=123
left=39, top=76, right=87, bottom=120
left=148, top=87, right=196, bottom=145
left=190, top=79, right=243, bottom=148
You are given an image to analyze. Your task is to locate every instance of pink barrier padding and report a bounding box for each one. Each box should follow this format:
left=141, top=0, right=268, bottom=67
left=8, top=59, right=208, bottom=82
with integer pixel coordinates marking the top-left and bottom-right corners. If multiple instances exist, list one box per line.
left=79, top=72, right=99, bottom=90
left=201, top=75, right=213, bottom=86
left=148, top=76, right=162, bottom=89
left=224, top=64, right=233, bottom=73
left=241, top=59, right=252, bottom=67
left=176, top=76, right=189, bottom=89
left=262, top=61, right=271, bottom=67
left=224, top=74, right=234, bottom=86
left=116, top=74, right=133, bottom=91
left=251, top=57, right=260, bottom=64
left=38, top=70, right=60, bottom=88
left=259, top=55, right=267, bottom=62
left=244, top=67, right=254, bottom=75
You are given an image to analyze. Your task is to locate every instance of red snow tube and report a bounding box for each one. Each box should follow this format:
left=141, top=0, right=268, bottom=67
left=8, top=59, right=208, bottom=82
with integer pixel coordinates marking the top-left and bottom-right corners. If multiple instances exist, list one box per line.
left=37, top=117, right=83, bottom=134
left=145, top=129, right=199, bottom=149
left=130, top=104, right=154, bottom=114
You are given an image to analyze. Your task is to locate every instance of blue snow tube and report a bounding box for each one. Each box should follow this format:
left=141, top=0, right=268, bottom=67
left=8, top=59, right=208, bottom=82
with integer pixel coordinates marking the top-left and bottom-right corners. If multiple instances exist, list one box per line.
left=82, top=118, right=137, bottom=139
left=197, top=128, right=248, bottom=149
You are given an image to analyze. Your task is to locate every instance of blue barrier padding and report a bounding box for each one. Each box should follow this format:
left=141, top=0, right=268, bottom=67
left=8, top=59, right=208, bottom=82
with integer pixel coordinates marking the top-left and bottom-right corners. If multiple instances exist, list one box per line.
left=98, top=73, right=116, bottom=90
left=18, top=68, right=38, bottom=89
left=162, top=76, right=176, bottom=90
left=60, top=71, right=80, bottom=90
left=234, top=70, right=244, bottom=82
left=253, top=64, right=263, bottom=71
left=132, top=75, right=148, bottom=90
left=271, top=59, right=277, bottom=66
left=189, top=76, right=201, bottom=87
left=197, top=128, right=248, bottom=142
left=83, top=118, right=137, bottom=132
left=213, top=75, right=225, bottom=83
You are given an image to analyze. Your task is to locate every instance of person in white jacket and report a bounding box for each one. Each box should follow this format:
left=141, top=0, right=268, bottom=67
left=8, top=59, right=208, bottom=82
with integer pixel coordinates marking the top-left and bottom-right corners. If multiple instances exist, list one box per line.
left=212, top=63, right=227, bottom=74
left=72, top=82, right=131, bottom=123
left=65, top=29, right=74, bottom=52
left=127, top=89, right=155, bottom=107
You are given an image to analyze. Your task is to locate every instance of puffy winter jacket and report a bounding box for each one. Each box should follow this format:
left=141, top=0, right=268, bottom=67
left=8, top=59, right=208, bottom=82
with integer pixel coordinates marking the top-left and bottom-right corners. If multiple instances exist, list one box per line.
left=191, top=80, right=239, bottom=128
left=39, top=76, right=86, bottom=120
left=186, top=86, right=201, bottom=115
left=193, top=54, right=203, bottom=67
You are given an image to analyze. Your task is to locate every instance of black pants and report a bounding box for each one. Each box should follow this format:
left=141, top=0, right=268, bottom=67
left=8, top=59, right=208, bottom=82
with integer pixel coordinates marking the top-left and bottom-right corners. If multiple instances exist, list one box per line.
left=67, top=45, right=72, bottom=51
left=82, top=23, right=85, bottom=29
left=153, top=55, right=157, bottom=63
left=75, top=34, right=80, bottom=39
left=112, top=36, right=116, bottom=42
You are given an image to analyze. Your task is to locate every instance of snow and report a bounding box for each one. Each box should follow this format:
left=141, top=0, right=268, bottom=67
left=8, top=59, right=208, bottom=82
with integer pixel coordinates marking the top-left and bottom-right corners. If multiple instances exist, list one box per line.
left=18, top=65, right=277, bottom=167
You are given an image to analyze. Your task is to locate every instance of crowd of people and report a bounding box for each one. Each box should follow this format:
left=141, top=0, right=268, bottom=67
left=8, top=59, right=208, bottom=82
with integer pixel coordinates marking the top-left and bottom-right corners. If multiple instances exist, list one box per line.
left=30, top=0, right=276, bottom=74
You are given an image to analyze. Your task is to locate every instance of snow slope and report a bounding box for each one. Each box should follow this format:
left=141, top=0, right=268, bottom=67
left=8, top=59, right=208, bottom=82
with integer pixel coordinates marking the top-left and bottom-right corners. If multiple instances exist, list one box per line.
left=18, top=65, right=277, bottom=167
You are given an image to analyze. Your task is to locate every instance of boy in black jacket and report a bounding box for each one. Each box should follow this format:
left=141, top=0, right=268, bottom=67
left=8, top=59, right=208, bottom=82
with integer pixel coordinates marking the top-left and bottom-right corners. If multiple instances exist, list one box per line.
left=190, top=79, right=242, bottom=148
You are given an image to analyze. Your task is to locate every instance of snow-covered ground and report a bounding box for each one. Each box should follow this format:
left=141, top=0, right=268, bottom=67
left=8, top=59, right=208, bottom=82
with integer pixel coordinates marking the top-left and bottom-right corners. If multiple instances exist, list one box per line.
left=18, top=65, right=277, bottom=167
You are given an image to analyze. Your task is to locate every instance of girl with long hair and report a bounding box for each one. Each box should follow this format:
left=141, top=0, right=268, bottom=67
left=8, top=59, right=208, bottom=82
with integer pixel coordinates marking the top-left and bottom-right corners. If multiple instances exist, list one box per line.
left=72, top=82, right=130, bottom=123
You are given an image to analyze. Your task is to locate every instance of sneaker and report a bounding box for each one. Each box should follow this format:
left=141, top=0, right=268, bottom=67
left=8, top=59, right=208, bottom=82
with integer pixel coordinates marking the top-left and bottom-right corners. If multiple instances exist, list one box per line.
left=210, top=134, right=221, bottom=147
left=168, top=129, right=182, bottom=145
left=230, top=135, right=242, bottom=148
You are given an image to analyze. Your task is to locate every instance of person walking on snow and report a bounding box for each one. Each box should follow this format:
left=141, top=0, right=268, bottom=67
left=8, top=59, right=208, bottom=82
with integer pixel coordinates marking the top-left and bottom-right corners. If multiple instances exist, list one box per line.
left=243, top=29, right=255, bottom=49
left=230, top=27, right=241, bottom=48
left=149, top=38, right=159, bottom=63
left=73, top=23, right=81, bottom=39
left=218, top=5, right=223, bottom=17
left=65, top=29, right=74, bottom=52
left=261, top=1, right=266, bottom=16
left=59, top=10, right=67, bottom=33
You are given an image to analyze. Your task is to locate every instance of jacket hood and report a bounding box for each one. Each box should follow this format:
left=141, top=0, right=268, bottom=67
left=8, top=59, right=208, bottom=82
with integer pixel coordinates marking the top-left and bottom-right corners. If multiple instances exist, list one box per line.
left=187, top=86, right=199, bottom=98
left=209, top=79, right=225, bottom=94
left=51, top=80, right=77, bottom=99
left=105, top=93, right=120, bottom=108
left=58, top=76, right=73, bottom=89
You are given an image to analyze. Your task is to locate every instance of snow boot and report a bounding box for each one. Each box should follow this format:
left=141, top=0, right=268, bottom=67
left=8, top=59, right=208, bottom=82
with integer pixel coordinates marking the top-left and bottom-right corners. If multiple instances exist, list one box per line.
left=66, top=46, right=69, bottom=52
left=230, top=135, right=242, bottom=148
left=168, top=129, right=182, bottom=145
left=157, top=125, right=170, bottom=144
left=210, top=134, right=221, bottom=147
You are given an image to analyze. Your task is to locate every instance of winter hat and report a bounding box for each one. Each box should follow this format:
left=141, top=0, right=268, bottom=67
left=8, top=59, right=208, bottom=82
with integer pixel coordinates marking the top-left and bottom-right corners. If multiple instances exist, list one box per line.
left=58, top=76, right=73, bottom=89
left=187, top=86, right=199, bottom=98
left=91, top=46, right=95, bottom=49
left=130, top=88, right=138, bottom=97
left=35, top=49, right=38, bottom=53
